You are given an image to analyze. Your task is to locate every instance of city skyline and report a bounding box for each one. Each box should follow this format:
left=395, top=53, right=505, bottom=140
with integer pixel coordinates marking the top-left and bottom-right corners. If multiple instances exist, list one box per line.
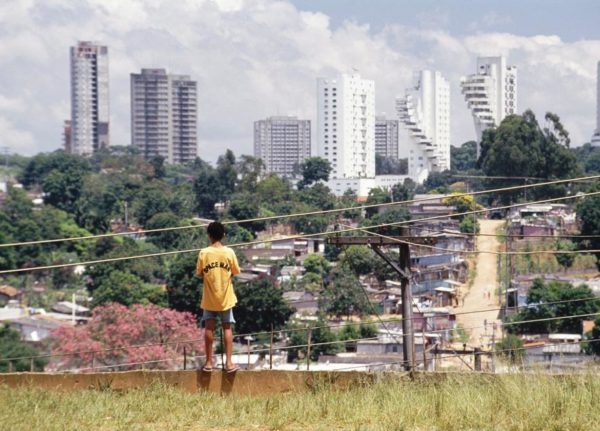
left=0, top=0, right=599, bottom=162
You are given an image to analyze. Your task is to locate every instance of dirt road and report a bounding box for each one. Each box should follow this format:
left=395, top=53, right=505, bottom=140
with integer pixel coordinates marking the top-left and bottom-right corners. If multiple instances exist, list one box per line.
left=456, top=219, right=504, bottom=350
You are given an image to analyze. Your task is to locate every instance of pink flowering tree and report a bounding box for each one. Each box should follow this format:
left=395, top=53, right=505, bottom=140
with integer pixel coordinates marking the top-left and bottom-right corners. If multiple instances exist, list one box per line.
left=50, top=303, right=203, bottom=371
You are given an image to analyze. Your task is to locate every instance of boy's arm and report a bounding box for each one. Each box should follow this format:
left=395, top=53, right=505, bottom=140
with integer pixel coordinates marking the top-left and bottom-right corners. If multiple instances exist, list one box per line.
left=195, top=251, right=204, bottom=278
left=230, top=250, right=241, bottom=276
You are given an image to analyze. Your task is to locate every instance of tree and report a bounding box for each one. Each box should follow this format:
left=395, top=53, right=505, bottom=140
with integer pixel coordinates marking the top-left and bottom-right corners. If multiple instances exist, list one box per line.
left=297, top=157, right=331, bottom=189
left=364, top=187, right=391, bottom=218
left=362, top=207, right=411, bottom=236
left=149, top=155, right=166, bottom=179
left=233, top=278, right=293, bottom=335
left=391, top=179, right=416, bottom=202
left=577, top=193, right=600, bottom=253
left=216, top=149, right=237, bottom=200
left=303, top=254, right=330, bottom=277
left=496, top=334, right=524, bottom=365
left=555, top=240, right=576, bottom=270
left=319, top=270, right=370, bottom=318
left=134, top=184, right=170, bottom=226
left=227, top=192, right=265, bottom=234
left=0, top=325, right=47, bottom=372
left=450, top=141, right=477, bottom=172
left=479, top=111, right=579, bottom=203
left=584, top=315, right=600, bottom=356
left=236, top=155, right=263, bottom=192
left=375, top=155, right=407, bottom=175
left=193, top=160, right=221, bottom=218
left=49, top=303, right=203, bottom=371
left=145, top=211, right=183, bottom=250
left=91, top=270, right=166, bottom=308
left=340, top=246, right=374, bottom=276
left=286, top=320, right=341, bottom=362
left=506, top=279, right=600, bottom=334
left=166, top=253, right=203, bottom=318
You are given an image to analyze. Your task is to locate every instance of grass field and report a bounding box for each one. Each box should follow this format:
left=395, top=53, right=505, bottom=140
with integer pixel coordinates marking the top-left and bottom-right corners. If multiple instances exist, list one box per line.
left=3, top=373, right=600, bottom=430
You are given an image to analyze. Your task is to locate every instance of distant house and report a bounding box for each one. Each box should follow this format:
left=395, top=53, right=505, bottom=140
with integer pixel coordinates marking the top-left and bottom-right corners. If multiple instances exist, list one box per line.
left=51, top=301, right=90, bottom=317
left=0, top=285, right=22, bottom=303
left=283, top=291, right=318, bottom=316
left=9, top=317, right=64, bottom=342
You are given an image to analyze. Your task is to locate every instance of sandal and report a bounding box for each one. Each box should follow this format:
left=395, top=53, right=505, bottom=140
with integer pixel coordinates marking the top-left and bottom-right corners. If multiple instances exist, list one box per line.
left=201, top=365, right=213, bottom=372
left=224, top=365, right=240, bottom=373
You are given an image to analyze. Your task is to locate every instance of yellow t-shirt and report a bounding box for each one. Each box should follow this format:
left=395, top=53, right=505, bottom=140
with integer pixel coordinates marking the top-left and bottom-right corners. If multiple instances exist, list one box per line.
left=196, top=245, right=240, bottom=311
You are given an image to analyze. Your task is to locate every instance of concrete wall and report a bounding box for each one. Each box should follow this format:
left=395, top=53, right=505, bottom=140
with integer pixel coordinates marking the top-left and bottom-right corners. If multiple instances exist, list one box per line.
left=0, top=370, right=379, bottom=396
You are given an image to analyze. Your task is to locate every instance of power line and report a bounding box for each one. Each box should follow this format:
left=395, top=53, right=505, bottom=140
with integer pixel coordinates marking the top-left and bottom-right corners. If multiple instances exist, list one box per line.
left=3, top=189, right=600, bottom=275
left=1, top=173, right=598, bottom=249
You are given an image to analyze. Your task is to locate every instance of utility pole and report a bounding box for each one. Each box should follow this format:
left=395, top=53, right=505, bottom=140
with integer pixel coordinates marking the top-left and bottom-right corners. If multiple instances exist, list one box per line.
left=328, top=233, right=437, bottom=372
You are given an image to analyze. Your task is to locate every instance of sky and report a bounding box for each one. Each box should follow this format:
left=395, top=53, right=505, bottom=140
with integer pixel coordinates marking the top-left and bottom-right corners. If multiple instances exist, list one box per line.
left=0, top=0, right=599, bottom=162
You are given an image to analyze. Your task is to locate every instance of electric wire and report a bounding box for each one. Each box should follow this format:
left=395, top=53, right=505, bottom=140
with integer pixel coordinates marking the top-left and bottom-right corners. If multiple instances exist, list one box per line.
left=1, top=173, right=598, bottom=249
left=3, top=189, right=600, bottom=275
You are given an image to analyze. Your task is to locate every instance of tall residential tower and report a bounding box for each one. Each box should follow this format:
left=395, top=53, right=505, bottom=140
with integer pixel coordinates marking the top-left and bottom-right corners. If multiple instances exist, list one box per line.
left=461, top=56, right=517, bottom=153
left=397, top=70, right=450, bottom=183
left=130, top=69, right=198, bottom=164
left=253, top=116, right=311, bottom=177
left=69, top=41, right=109, bottom=156
left=375, top=116, right=400, bottom=160
left=317, top=73, right=375, bottom=180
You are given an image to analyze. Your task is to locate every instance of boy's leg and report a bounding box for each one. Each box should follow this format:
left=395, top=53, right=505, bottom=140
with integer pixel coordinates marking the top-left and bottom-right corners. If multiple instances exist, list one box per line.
left=204, top=318, right=216, bottom=368
left=222, top=322, right=234, bottom=369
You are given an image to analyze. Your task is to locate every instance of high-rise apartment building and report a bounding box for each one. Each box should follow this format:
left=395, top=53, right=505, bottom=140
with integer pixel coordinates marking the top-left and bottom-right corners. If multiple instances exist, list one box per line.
left=375, top=116, right=399, bottom=159
left=461, top=56, right=517, bottom=152
left=130, top=69, right=198, bottom=164
left=397, top=70, right=450, bottom=183
left=253, top=116, right=311, bottom=177
left=317, top=73, right=375, bottom=179
left=69, top=41, right=109, bottom=156
left=591, top=61, right=600, bottom=146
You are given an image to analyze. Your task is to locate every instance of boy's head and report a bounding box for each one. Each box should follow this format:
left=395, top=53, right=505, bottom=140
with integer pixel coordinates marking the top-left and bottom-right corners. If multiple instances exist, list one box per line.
left=207, top=221, right=225, bottom=243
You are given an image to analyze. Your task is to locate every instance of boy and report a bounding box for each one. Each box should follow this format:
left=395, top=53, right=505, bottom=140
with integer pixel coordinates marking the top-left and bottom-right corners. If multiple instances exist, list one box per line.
left=196, top=221, right=241, bottom=372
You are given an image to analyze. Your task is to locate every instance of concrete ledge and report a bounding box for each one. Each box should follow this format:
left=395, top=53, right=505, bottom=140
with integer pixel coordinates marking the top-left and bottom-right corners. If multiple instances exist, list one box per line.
left=0, top=370, right=383, bottom=395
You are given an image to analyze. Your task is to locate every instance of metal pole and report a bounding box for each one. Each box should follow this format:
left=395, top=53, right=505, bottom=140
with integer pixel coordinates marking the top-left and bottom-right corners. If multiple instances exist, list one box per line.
left=183, top=346, right=187, bottom=370
left=306, top=326, right=312, bottom=371
left=400, top=244, right=414, bottom=371
left=422, top=329, right=427, bottom=371
left=491, top=330, right=496, bottom=373
left=269, top=325, right=274, bottom=370
left=30, top=357, right=34, bottom=372
left=247, top=339, right=251, bottom=369
left=8, top=360, right=13, bottom=373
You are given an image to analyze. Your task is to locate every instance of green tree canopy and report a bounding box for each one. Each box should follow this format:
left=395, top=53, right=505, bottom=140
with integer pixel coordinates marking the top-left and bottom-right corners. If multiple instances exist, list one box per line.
left=297, top=157, right=331, bottom=189
left=233, top=278, right=294, bottom=335
left=507, top=279, right=600, bottom=334
left=0, top=325, right=47, bottom=372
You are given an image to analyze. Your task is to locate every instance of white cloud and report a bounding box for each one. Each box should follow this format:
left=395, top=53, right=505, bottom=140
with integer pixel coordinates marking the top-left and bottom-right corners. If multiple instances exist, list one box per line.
left=0, top=0, right=597, bottom=161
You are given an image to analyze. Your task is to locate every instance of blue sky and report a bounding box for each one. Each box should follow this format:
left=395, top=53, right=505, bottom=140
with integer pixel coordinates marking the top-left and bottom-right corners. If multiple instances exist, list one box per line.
left=0, top=0, right=598, bottom=160
left=291, top=0, right=600, bottom=41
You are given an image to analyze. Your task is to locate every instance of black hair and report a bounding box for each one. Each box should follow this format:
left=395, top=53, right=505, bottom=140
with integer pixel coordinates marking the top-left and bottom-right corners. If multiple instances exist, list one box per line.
left=207, top=221, right=225, bottom=241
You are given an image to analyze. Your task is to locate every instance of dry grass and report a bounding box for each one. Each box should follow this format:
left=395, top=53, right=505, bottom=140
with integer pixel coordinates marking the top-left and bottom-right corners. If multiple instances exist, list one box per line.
left=3, top=373, right=600, bottom=430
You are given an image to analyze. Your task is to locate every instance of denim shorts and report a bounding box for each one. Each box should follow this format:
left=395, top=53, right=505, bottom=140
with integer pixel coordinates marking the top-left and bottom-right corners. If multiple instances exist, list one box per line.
left=201, top=308, right=235, bottom=324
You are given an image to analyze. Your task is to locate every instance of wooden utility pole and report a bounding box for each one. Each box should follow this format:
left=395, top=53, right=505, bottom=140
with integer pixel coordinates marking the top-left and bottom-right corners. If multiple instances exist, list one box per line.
left=328, top=234, right=437, bottom=372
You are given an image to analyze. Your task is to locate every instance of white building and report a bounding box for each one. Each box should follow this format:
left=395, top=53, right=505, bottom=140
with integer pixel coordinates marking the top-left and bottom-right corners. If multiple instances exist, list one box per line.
left=69, top=41, right=109, bottom=156
left=375, top=116, right=400, bottom=159
left=317, top=73, right=376, bottom=182
left=397, top=70, right=450, bottom=184
left=461, top=56, right=517, bottom=154
left=591, top=61, right=600, bottom=146
left=130, top=69, right=198, bottom=164
left=254, top=116, right=311, bottom=177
